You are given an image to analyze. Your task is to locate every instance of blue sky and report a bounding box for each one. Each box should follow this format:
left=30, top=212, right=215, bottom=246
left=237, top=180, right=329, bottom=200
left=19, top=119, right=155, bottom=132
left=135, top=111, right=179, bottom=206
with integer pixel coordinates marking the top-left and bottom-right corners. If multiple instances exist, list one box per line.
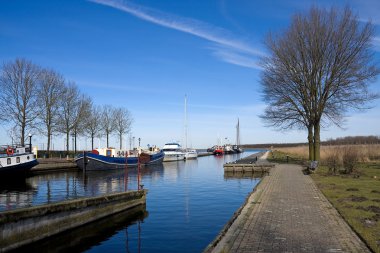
left=1, top=0, right=379, bottom=149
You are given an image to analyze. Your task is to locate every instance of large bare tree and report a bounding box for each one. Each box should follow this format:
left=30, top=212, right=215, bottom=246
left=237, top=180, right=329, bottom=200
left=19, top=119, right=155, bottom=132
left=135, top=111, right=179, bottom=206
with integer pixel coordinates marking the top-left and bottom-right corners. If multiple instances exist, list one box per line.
left=0, top=58, right=41, bottom=146
left=114, top=107, right=133, bottom=149
left=71, top=95, right=92, bottom=153
left=260, top=6, right=379, bottom=161
left=37, top=69, right=65, bottom=157
left=85, top=104, right=103, bottom=150
left=101, top=105, right=116, bottom=148
left=57, top=82, right=82, bottom=155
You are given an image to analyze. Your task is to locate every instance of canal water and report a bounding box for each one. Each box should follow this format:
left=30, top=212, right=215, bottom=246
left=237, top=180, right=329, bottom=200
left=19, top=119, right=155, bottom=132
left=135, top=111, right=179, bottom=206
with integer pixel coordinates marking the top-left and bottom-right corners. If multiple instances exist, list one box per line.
left=1, top=150, right=263, bottom=252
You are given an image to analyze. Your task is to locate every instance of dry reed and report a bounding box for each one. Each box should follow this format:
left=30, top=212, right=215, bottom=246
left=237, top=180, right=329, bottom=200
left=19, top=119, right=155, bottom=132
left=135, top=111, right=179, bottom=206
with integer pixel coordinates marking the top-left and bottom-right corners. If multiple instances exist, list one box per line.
left=274, top=144, right=380, bottom=163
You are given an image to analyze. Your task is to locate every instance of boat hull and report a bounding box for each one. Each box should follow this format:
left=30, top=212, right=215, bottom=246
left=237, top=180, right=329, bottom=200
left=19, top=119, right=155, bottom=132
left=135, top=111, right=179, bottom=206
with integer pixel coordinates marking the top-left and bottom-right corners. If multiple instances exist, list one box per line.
left=0, top=157, right=39, bottom=175
left=163, top=153, right=185, bottom=162
left=75, top=152, right=164, bottom=171
left=184, top=151, right=198, bottom=160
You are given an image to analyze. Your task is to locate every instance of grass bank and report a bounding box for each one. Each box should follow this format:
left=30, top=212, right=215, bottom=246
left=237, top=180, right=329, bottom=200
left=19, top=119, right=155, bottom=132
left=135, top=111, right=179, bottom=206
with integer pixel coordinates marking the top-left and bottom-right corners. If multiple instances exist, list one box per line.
left=268, top=148, right=380, bottom=253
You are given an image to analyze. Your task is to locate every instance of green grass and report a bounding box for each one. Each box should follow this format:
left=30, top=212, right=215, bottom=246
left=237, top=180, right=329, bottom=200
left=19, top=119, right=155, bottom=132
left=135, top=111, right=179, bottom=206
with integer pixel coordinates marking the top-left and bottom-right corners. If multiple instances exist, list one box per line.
left=267, top=150, right=306, bottom=165
left=312, top=163, right=380, bottom=252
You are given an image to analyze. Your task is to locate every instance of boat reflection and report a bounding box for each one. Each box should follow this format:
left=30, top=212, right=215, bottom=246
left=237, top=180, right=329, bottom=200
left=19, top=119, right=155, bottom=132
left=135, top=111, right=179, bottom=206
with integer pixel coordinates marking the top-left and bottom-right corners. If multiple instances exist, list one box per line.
left=14, top=205, right=148, bottom=253
left=0, top=177, right=36, bottom=211
left=0, top=164, right=165, bottom=212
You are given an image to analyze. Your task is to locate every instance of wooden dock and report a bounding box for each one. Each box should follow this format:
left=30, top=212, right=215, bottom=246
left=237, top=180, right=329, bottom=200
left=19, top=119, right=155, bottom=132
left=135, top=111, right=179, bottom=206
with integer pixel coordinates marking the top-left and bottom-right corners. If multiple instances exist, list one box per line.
left=223, top=163, right=274, bottom=173
left=223, top=152, right=274, bottom=174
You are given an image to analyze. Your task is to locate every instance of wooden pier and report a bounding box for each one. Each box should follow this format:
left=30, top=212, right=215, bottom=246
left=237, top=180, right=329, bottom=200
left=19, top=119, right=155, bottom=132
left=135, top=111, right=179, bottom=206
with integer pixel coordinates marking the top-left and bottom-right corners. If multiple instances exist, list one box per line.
left=223, top=163, right=274, bottom=174
left=223, top=152, right=274, bottom=175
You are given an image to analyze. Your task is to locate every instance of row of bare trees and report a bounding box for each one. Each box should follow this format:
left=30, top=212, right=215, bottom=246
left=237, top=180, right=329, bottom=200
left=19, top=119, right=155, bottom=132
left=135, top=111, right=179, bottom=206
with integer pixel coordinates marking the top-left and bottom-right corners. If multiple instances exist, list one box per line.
left=325, top=136, right=380, bottom=145
left=0, top=58, right=133, bottom=156
left=260, top=6, right=379, bottom=161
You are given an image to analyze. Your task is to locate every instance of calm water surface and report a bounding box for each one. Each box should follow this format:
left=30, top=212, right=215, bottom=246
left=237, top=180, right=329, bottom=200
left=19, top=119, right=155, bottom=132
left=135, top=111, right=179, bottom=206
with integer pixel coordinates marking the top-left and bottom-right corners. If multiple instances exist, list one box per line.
left=1, top=150, right=263, bottom=252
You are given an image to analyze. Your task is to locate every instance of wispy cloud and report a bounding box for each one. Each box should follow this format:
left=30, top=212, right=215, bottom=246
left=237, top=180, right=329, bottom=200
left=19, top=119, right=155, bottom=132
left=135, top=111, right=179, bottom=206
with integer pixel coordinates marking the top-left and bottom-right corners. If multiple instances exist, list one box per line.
left=89, top=0, right=262, bottom=69
left=212, top=46, right=262, bottom=70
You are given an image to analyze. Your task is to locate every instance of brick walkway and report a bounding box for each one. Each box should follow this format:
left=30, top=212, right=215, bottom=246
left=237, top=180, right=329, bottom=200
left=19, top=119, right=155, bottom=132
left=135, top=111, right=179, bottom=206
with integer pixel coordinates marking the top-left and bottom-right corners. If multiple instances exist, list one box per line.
left=209, top=155, right=370, bottom=253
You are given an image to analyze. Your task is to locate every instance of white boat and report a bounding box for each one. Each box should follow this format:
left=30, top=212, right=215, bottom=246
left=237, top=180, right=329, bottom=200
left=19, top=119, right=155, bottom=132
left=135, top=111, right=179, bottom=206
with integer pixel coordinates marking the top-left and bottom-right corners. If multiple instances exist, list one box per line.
left=0, top=145, right=38, bottom=175
left=224, top=144, right=235, bottom=154
left=162, top=143, right=186, bottom=162
left=184, top=149, right=198, bottom=160
left=183, top=95, right=198, bottom=160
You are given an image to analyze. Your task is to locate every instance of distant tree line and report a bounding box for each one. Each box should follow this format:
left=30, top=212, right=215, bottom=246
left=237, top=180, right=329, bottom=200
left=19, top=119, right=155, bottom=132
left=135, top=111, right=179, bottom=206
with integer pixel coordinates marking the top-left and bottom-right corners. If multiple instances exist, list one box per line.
left=243, top=135, right=380, bottom=149
left=324, top=135, right=380, bottom=145
left=0, top=58, right=133, bottom=157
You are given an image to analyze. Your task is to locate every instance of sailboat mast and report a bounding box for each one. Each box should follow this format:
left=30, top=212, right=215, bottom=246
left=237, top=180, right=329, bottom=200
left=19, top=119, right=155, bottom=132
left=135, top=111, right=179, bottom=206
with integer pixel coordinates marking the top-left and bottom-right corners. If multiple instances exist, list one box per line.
left=236, top=118, right=240, bottom=146
left=184, top=95, right=188, bottom=150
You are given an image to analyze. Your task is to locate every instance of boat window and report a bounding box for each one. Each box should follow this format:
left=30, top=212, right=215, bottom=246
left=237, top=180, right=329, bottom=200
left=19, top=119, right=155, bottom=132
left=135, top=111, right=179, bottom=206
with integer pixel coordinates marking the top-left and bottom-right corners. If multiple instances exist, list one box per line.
left=163, top=149, right=179, bottom=151
left=16, top=157, right=20, bottom=163
left=7, top=158, right=11, bottom=165
left=27, top=156, right=30, bottom=160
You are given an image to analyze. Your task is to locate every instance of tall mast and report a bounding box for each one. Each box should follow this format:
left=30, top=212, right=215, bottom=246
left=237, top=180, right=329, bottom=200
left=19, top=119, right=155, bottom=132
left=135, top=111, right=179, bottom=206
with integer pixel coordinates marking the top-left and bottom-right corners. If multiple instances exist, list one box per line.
left=184, top=94, right=188, bottom=150
left=236, top=118, right=240, bottom=146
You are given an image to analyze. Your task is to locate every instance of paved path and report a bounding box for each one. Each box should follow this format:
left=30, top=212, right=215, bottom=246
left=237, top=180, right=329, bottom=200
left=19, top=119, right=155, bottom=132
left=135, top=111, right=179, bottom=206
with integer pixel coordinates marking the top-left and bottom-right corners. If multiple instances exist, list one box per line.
left=209, top=154, right=370, bottom=253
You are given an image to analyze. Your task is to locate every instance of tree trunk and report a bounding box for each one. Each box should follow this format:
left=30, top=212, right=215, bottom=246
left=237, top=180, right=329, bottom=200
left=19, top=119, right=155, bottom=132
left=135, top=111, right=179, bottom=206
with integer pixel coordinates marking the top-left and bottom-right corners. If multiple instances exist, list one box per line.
left=119, top=133, right=122, bottom=149
left=21, top=122, right=26, bottom=146
left=308, top=125, right=314, bottom=161
left=66, top=132, right=70, bottom=155
left=47, top=128, right=51, bottom=158
left=91, top=134, right=94, bottom=150
left=314, top=122, right=321, bottom=161
left=106, top=132, right=109, bottom=148
left=74, top=132, right=77, bottom=155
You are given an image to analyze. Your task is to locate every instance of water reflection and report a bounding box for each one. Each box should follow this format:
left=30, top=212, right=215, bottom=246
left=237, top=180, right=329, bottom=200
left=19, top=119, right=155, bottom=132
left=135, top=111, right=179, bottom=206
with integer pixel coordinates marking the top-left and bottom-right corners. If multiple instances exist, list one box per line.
left=0, top=164, right=166, bottom=212
left=0, top=177, right=35, bottom=210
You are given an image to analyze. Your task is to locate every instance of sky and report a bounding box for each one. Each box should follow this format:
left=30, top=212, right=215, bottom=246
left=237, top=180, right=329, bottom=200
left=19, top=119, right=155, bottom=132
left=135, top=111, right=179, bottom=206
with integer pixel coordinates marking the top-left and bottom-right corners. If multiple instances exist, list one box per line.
left=1, top=0, right=380, bottom=150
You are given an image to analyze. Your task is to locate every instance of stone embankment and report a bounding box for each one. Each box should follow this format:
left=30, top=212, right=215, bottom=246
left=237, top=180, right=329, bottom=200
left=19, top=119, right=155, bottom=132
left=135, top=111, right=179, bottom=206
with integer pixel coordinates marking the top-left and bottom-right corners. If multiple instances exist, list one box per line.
left=0, top=190, right=146, bottom=252
left=32, top=158, right=78, bottom=173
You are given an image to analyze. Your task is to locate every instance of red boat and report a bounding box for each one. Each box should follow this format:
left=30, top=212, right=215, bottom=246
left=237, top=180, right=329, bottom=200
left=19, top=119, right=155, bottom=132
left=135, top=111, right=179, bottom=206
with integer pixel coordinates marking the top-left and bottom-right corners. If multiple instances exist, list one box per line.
left=213, top=146, right=224, bottom=156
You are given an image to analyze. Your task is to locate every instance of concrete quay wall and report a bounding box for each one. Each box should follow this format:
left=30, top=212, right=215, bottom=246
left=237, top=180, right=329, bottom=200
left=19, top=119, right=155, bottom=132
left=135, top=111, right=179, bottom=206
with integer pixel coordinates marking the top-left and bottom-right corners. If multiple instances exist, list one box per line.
left=0, top=190, right=146, bottom=252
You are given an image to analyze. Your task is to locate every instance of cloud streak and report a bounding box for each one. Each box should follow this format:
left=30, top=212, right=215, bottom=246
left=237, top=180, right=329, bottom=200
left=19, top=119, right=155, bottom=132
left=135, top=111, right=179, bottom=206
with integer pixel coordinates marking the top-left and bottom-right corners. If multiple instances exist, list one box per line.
left=89, top=0, right=262, bottom=68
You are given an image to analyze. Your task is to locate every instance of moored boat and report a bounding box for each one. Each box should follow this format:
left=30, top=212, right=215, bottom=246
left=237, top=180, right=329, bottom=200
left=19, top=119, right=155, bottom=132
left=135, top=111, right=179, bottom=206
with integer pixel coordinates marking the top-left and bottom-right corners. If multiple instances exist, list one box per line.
left=213, top=146, right=224, bottom=156
left=75, top=148, right=164, bottom=171
left=0, top=145, right=39, bottom=175
left=184, top=149, right=198, bottom=160
left=224, top=144, right=235, bottom=154
left=233, top=145, right=244, bottom=153
left=162, top=143, right=186, bottom=162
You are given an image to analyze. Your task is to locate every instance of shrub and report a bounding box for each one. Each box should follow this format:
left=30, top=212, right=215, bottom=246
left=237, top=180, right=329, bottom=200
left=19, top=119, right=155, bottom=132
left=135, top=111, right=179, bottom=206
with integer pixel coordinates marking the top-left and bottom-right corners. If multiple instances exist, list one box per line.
left=342, top=147, right=359, bottom=174
left=325, top=148, right=341, bottom=174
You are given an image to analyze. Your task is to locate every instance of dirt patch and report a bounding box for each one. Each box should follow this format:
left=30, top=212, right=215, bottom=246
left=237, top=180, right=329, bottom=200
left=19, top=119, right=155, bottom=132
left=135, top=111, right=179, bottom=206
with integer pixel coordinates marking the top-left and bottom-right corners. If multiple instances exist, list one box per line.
left=338, top=195, right=368, bottom=203
left=367, top=206, right=380, bottom=214
left=346, top=188, right=359, bottom=191
left=356, top=205, right=380, bottom=214
left=371, top=190, right=380, bottom=194
left=350, top=196, right=368, bottom=202
left=361, top=218, right=377, bottom=228
left=372, top=199, right=380, bottom=203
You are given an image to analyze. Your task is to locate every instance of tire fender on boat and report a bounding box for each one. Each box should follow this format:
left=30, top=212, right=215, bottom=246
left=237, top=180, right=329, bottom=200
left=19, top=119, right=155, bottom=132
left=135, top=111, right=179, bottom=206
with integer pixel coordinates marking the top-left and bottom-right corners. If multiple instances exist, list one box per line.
left=6, top=147, right=14, bottom=156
